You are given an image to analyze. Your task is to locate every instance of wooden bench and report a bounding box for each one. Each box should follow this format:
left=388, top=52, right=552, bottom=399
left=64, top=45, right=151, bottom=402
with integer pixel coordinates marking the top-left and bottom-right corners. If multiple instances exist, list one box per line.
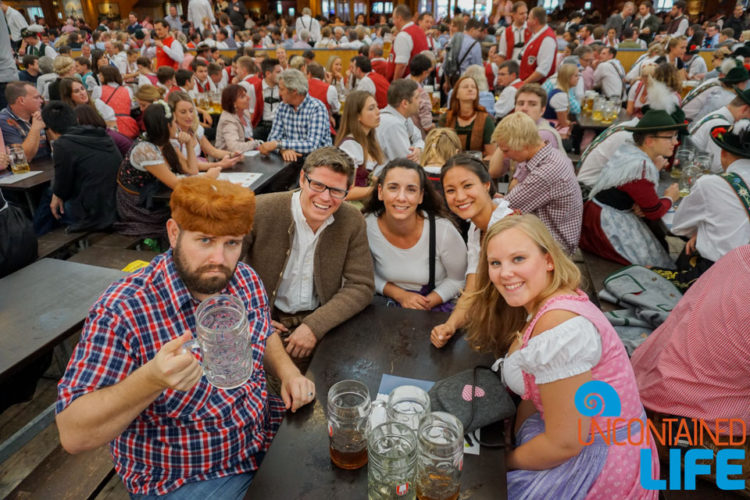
left=68, top=247, right=159, bottom=271
left=36, top=228, right=91, bottom=260
left=86, top=233, right=144, bottom=250
left=7, top=444, right=116, bottom=500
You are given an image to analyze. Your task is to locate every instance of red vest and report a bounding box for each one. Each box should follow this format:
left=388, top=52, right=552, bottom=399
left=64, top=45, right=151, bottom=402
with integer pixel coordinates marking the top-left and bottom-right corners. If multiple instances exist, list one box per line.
left=371, top=58, right=391, bottom=81
left=366, top=72, right=390, bottom=109
left=101, top=85, right=139, bottom=139
left=519, top=26, right=557, bottom=83
left=156, top=36, right=179, bottom=70
left=249, top=76, right=264, bottom=127
left=389, top=24, right=429, bottom=77
left=484, top=62, right=495, bottom=91
left=308, top=78, right=336, bottom=135
left=194, top=77, right=211, bottom=93
left=503, top=24, right=531, bottom=60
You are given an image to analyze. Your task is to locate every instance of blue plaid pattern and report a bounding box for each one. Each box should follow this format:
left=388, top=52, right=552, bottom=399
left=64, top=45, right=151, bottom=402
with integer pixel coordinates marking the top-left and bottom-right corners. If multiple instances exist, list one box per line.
left=267, top=94, right=332, bottom=153
left=56, top=251, right=285, bottom=496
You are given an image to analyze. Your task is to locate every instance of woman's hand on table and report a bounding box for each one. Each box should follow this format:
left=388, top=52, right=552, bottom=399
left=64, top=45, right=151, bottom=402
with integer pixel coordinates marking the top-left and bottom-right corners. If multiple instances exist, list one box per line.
left=205, top=166, right=221, bottom=179
left=430, top=322, right=457, bottom=348
left=396, top=290, right=431, bottom=310
left=217, top=153, right=242, bottom=169
left=258, top=141, right=278, bottom=155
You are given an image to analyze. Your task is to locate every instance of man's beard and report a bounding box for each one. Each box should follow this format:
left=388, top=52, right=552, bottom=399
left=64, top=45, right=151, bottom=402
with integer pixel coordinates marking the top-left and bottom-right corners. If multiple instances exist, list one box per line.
left=173, top=241, right=236, bottom=296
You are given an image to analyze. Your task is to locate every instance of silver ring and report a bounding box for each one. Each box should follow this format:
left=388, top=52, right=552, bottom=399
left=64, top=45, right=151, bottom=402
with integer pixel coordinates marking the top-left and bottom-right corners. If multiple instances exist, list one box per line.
left=308, top=392, right=314, bottom=396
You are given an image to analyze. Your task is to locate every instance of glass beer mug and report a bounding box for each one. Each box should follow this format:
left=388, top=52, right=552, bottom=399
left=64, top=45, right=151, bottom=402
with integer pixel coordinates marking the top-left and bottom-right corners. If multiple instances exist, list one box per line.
left=183, top=294, right=253, bottom=389
left=327, top=379, right=371, bottom=470
left=9, top=144, right=30, bottom=174
left=416, top=412, right=464, bottom=500
left=372, top=385, right=431, bottom=432
left=368, top=421, right=418, bottom=500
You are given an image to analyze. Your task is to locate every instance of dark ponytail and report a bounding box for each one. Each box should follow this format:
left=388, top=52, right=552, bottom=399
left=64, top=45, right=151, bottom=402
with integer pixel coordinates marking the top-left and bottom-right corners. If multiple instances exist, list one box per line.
left=143, top=103, right=181, bottom=173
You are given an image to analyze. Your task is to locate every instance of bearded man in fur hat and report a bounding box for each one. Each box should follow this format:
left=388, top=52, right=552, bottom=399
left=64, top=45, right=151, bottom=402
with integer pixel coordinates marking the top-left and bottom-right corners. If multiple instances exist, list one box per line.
left=55, top=176, right=315, bottom=498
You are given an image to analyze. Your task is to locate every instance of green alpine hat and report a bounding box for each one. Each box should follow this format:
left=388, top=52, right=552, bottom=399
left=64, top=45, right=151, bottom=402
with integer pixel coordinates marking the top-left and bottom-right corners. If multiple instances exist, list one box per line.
left=733, top=85, right=750, bottom=107
left=624, top=109, right=688, bottom=133
left=720, top=65, right=750, bottom=85
left=710, top=121, right=750, bottom=159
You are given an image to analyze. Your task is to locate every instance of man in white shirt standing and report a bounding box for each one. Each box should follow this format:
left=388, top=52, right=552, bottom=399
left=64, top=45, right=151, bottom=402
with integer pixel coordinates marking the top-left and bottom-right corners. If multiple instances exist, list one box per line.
left=391, top=4, right=429, bottom=80
left=187, top=0, right=214, bottom=31
left=518, top=7, right=557, bottom=85
left=593, top=46, right=625, bottom=99
left=295, top=8, right=320, bottom=45
left=376, top=79, right=425, bottom=162
left=1, top=2, right=28, bottom=51
left=497, top=1, right=529, bottom=63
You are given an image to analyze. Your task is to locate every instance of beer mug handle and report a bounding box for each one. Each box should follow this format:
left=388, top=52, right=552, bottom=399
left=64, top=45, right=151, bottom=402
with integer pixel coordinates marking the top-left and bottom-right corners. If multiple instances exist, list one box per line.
left=181, top=339, right=203, bottom=366
left=367, top=399, right=387, bottom=437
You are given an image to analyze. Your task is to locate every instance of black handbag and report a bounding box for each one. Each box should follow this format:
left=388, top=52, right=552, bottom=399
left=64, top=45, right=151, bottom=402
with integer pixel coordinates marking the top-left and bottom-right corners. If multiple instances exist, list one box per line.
left=428, top=365, right=516, bottom=439
left=0, top=201, right=38, bottom=278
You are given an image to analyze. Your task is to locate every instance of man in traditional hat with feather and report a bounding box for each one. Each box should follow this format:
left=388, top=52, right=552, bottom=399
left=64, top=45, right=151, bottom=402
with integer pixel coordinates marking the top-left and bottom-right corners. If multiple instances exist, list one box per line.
left=579, top=95, right=686, bottom=268
left=577, top=80, right=685, bottom=196
left=688, top=86, right=750, bottom=173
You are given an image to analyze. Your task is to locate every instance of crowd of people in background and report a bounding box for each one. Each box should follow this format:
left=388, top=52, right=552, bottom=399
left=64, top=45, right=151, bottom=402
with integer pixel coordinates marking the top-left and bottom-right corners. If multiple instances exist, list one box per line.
left=0, top=0, right=749, bottom=497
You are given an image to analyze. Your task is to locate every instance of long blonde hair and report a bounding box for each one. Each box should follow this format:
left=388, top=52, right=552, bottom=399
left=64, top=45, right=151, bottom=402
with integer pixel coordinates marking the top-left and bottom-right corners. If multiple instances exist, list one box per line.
left=421, top=128, right=461, bottom=166
left=464, top=214, right=581, bottom=357
left=335, top=90, right=384, bottom=165
left=167, top=91, right=199, bottom=133
left=556, top=63, right=578, bottom=92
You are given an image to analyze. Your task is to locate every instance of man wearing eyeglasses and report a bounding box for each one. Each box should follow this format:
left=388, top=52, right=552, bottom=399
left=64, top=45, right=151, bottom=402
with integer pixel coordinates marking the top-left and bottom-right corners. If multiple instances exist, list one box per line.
left=244, top=147, right=374, bottom=385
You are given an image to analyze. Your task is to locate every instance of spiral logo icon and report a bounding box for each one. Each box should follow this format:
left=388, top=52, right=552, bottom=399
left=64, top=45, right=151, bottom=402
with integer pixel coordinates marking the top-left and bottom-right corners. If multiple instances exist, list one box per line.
left=574, top=381, right=622, bottom=417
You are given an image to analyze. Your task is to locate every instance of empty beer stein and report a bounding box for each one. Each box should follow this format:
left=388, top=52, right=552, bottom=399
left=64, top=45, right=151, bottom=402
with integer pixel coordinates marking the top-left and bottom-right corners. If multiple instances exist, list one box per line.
left=183, top=294, right=253, bottom=389
left=378, top=385, right=431, bottom=432
left=368, top=421, right=418, bottom=500
left=327, top=379, right=371, bottom=470
left=416, top=412, right=464, bottom=500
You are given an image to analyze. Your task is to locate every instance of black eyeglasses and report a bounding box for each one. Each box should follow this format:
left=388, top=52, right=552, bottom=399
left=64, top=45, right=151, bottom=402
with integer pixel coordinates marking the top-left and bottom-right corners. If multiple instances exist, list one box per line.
left=304, top=173, right=349, bottom=199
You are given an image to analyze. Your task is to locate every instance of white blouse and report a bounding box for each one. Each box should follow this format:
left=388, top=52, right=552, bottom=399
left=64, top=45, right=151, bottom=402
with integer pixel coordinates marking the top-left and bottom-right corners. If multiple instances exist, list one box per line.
left=170, top=125, right=205, bottom=158
left=502, top=316, right=602, bottom=396
left=130, top=142, right=165, bottom=171
left=338, top=139, right=384, bottom=178
left=466, top=199, right=514, bottom=277
left=365, top=213, right=467, bottom=302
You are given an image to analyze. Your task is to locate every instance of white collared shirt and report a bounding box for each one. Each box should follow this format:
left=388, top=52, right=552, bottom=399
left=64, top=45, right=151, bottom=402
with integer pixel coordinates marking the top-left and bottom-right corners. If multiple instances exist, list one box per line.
left=274, top=191, right=335, bottom=314
left=393, top=22, right=416, bottom=64
left=688, top=105, right=734, bottom=173
left=672, top=160, right=750, bottom=262
left=494, top=78, right=521, bottom=118
left=375, top=105, right=426, bottom=162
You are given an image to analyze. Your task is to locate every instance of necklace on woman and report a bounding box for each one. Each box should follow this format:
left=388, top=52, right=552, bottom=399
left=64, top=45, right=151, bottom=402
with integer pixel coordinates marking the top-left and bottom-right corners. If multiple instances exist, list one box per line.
left=458, top=110, right=476, bottom=120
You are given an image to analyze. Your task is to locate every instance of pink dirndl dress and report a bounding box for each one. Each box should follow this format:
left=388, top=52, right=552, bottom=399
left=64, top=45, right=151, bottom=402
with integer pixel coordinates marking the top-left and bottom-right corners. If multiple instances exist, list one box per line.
left=511, top=290, right=659, bottom=499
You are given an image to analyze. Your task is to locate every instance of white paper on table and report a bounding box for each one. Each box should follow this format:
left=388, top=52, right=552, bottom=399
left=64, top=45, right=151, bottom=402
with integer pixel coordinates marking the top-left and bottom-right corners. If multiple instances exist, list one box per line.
left=377, top=373, right=480, bottom=456
left=243, top=150, right=260, bottom=157
left=217, top=172, right=263, bottom=188
left=0, top=171, right=42, bottom=185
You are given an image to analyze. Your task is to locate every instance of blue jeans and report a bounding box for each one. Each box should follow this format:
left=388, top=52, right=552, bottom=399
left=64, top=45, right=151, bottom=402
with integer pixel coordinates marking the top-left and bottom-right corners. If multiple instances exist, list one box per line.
left=128, top=472, right=254, bottom=500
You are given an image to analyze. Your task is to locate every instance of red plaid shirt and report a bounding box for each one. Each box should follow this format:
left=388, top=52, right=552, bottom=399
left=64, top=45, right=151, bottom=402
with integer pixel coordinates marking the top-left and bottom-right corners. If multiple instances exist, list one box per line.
left=505, top=143, right=583, bottom=254
left=56, top=251, right=285, bottom=495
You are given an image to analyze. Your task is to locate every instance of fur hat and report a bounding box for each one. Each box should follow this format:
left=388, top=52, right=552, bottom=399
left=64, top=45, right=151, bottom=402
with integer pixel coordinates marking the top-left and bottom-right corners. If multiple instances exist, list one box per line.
left=170, top=177, right=255, bottom=236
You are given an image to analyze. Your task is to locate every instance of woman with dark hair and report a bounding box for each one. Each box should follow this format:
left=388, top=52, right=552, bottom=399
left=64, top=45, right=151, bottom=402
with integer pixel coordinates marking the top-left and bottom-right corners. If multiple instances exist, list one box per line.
left=115, top=102, right=219, bottom=238
left=215, top=84, right=261, bottom=153
left=93, top=65, right=139, bottom=139
left=335, top=90, right=385, bottom=201
left=438, top=76, right=496, bottom=156
left=59, top=77, right=116, bottom=128
left=362, top=159, right=466, bottom=311
left=74, top=105, right=133, bottom=157
left=430, top=153, right=516, bottom=347
left=90, top=49, right=109, bottom=75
